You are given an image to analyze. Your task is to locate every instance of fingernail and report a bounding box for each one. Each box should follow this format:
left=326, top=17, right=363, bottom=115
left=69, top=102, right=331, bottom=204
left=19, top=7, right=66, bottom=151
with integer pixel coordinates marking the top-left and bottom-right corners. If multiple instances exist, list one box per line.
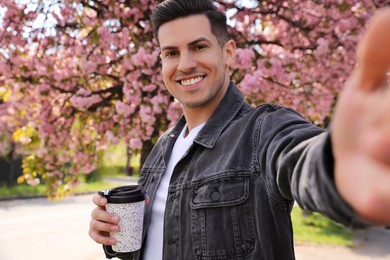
left=111, top=225, right=119, bottom=232
left=109, top=237, right=116, bottom=245
left=111, top=215, right=119, bottom=223
left=99, top=197, right=106, bottom=204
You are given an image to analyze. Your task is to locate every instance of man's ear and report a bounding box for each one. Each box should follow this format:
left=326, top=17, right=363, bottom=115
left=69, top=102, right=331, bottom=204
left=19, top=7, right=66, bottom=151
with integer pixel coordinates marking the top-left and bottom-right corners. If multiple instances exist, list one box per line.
left=224, top=39, right=236, bottom=67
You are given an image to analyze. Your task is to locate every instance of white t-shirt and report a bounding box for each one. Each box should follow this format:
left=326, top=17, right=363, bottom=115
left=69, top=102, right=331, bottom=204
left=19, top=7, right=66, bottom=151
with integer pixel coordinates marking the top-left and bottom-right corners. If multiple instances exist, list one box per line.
left=143, top=123, right=205, bottom=260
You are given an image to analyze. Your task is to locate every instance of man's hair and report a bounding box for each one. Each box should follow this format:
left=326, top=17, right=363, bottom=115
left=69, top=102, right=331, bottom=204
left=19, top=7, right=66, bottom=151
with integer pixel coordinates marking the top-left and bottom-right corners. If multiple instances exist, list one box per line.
left=151, top=0, right=229, bottom=47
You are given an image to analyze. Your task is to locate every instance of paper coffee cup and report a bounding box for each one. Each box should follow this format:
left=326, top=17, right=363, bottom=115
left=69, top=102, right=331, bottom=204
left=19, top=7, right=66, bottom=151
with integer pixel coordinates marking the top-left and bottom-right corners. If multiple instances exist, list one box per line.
left=98, top=185, right=146, bottom=253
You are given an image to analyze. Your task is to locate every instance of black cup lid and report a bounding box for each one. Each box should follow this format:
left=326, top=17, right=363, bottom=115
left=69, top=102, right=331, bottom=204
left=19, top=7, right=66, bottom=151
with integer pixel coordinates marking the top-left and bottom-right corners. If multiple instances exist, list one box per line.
left=98, top=185, right=146, bottom=203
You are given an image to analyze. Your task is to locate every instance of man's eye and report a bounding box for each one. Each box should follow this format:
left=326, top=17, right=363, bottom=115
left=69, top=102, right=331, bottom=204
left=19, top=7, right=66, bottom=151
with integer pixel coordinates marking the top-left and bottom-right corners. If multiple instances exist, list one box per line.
left=195, top=45, right=207, bottom=50
left=165, top=51, right=177, bottom=57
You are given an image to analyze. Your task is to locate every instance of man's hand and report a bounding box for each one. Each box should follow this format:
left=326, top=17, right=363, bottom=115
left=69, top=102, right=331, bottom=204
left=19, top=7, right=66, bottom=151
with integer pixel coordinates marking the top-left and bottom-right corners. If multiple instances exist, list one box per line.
left=332, top=8, right=390, bottom=225
left=89, top=194, right=120, bottom=246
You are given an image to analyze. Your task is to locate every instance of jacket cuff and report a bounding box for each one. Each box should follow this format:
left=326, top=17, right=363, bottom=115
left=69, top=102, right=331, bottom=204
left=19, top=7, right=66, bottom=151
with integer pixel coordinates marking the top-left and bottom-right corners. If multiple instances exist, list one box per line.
left=103, top=245, right=137, bottom=260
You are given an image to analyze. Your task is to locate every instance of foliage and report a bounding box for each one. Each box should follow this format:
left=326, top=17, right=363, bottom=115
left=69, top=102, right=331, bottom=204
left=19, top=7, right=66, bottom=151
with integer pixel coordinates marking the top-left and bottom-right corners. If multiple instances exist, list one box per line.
left=0, top=0, right=384, bottom=197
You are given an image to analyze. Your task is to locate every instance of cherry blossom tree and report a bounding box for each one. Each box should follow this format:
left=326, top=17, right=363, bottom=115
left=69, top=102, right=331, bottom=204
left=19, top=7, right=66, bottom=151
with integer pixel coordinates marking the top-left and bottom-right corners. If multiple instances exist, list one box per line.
left=0, top=0, right=383, bottom=198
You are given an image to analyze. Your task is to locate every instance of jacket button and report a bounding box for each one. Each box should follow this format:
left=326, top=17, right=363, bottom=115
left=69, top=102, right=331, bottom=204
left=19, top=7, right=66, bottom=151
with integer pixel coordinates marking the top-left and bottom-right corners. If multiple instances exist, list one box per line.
left=211, top=191, right=221, bottom=201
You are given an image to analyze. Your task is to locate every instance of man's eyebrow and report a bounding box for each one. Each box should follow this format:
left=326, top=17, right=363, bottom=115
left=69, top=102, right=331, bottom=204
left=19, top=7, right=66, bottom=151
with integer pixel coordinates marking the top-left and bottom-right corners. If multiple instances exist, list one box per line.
left=188, top=37, right=212, bottom=46
left=160, top=37, right=212, bottom=52
left=161, top=45, right=177, bottom=53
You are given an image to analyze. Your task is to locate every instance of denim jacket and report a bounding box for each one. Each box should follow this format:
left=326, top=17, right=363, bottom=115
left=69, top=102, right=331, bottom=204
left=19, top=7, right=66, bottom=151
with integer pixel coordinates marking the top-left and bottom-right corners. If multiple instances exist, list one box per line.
left=104, top=82, right=369, bottom=260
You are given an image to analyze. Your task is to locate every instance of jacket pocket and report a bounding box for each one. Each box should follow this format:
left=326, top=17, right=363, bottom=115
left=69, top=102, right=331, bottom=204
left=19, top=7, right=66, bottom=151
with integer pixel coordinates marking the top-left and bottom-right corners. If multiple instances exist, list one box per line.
left=190, top=176, right=255, bottom=260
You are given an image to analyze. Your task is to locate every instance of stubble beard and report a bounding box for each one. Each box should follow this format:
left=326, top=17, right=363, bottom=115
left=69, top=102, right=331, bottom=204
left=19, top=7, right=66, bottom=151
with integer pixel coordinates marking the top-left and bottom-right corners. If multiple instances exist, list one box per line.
left=181, top=70, right=228, bottom=110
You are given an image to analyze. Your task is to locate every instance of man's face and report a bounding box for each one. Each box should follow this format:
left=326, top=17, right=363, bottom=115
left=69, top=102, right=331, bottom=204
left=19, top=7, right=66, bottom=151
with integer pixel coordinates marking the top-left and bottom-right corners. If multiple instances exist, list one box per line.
left=158, top=14, right=235, bottom=112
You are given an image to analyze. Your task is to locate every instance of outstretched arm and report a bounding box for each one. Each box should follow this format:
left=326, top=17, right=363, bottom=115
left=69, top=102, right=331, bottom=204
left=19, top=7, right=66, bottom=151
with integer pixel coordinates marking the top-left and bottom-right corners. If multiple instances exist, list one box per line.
left=332, top=8, right=390, bottom=225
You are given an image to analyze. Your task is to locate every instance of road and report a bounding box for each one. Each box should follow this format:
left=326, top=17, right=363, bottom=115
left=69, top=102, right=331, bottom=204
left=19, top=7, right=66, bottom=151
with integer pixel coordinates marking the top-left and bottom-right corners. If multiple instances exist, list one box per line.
left=1, top=193, right=390, bottom=260
left=0, top=194, right=105, bottom=260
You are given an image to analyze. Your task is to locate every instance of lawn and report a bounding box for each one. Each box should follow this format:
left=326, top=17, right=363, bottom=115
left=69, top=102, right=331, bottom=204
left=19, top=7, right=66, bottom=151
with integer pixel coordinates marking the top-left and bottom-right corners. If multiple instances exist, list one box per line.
left=0, top=171, right=126, bottom=199
left=291, top=206, right=354, bottom=247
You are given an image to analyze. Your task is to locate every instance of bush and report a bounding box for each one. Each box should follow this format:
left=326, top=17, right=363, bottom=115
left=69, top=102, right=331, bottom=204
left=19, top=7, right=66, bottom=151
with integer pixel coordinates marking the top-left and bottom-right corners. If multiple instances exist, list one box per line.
left=85, top=165, right=127, bottom=183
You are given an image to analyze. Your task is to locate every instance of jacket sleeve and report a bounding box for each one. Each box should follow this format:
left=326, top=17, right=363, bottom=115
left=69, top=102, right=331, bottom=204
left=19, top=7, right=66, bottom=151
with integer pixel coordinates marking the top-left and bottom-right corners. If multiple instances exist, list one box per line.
left=103, top=245, right=140, bottom=259
left=259, top=105, right=371, bottom=229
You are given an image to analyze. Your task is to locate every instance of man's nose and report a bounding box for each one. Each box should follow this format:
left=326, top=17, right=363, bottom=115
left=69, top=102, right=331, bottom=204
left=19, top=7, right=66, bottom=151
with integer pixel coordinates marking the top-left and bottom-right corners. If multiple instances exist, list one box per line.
left=178, top=52, right=197, bottom=73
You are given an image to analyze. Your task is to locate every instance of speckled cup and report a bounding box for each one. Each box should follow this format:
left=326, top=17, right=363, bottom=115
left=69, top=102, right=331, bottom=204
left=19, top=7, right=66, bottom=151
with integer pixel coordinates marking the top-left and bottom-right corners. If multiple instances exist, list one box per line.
left=99, top=185, right=146, bottom=253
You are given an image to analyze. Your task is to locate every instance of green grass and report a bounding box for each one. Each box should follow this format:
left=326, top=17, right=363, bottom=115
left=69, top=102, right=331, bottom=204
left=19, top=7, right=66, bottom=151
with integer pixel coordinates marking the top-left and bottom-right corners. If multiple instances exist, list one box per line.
left=291, top=206, right=354, bottom=247
left=0, top=183, right=48, bottom=198
left=0, top=178, right=121, bottom=199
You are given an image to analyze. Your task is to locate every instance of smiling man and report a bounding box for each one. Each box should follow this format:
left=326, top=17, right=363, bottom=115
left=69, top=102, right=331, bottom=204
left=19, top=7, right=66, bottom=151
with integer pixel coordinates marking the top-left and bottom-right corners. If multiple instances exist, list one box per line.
left=158, top=14, right=235, bottom=131
left=89, top=1, right=390, bottom=259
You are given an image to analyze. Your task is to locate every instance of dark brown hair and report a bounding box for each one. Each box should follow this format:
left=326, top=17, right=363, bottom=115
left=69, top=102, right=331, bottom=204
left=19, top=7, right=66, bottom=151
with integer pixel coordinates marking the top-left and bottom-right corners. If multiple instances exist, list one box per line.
left=151, top=0, right=229, bottom=47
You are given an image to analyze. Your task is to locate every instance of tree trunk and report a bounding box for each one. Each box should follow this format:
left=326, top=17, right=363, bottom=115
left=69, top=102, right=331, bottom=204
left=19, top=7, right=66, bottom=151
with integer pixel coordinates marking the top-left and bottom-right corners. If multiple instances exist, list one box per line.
left=139, top=115, right=165, bottom=172
left=6, top=141, right=16, bottom=187
left=140, top=139, right=154, bottom=169
left=126, top=146, right=133, bottom=176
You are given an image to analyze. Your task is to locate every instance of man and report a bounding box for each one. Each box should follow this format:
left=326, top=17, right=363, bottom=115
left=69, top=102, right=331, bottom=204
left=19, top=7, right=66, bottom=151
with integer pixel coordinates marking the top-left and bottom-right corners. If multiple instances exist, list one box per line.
left=89, top=0, right=390, bottom=259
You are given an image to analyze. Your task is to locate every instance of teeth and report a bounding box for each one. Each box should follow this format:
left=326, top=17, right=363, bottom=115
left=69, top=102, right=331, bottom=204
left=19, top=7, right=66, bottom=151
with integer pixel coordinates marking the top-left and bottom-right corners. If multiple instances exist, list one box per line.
left=181, top=76, right=203, bottom=86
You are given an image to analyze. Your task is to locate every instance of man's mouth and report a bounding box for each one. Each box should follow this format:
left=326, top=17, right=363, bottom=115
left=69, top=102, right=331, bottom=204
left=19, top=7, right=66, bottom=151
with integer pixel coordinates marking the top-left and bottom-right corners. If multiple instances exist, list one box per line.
left=180, top=76, right=204, bottom=86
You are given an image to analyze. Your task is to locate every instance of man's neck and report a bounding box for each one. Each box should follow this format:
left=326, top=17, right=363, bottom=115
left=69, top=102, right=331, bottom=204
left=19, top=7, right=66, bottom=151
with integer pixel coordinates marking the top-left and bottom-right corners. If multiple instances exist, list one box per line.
left=182, top=79, right=231, bottom=134
left=182, top=108, right=211, bottom=136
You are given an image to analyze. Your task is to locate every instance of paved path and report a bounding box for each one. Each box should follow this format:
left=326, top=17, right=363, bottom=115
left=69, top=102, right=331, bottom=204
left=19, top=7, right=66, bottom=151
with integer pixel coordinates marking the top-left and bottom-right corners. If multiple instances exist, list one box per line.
left=295, top=227, right=390, bottom=259
left=0, top=194, right=104, bottom=260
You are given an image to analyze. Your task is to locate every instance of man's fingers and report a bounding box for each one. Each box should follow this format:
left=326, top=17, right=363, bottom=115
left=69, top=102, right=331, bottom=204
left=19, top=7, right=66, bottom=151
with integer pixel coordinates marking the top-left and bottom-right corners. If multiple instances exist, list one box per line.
left=357, top=7, right=390, bottom=90
left=89, top=195, right=120, bottom=245
left=362, top=128, right=390, bottom=165
left=92, top=194, right=107, bottom=207
left=88, top=229, right=116, bottom=245
left=356, top=163, right=390, bottom=224
left=91, top=206, right=119, bottom=224
left=336, top=155, right=390, bottom=225
left=90, top=216, right=119, bottom=233
left=89, top=208, right=119, bottom=245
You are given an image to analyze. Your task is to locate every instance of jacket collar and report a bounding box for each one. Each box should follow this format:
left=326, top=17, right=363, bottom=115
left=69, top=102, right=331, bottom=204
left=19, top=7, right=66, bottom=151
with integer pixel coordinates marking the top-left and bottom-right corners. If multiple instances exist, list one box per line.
left=166, top=81, right=245, bottom=149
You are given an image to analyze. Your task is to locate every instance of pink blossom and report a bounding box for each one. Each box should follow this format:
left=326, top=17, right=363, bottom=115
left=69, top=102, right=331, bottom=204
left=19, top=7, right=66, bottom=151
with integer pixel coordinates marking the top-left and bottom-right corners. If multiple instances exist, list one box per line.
left=129, top=138, right=143, bottom=149
left=240, top=70, right=263, bottom=94
left=27, top=178, right=40, bottom=186
left=70, top=95, right=102, bottom=110
left=105, top=131, right=119, bottom=144
left=316, top=38, right=329, bottom=56
left=267, top=58, right=284, bottom=78
left=80, top=57, right=98, bottom=74
left=35, top=84, right=51, bottom=96
left=233, top=48, right=255, bottom=69
left=143, top=84, right=157, bottom=92
left=256, top=34, right=266, bottom=41
left=150, top=95, right=166, bottom=114
left=131, top=47, right=158, bottom=67
left=19, top=136, right=32, bottom=145
left=115, top=101, right=134, bottom=116
left=167, top=102, right=182, bottom=124
left=40, top=122, right=55, bottom=135
left=139, top=105, right=156, bottom=124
